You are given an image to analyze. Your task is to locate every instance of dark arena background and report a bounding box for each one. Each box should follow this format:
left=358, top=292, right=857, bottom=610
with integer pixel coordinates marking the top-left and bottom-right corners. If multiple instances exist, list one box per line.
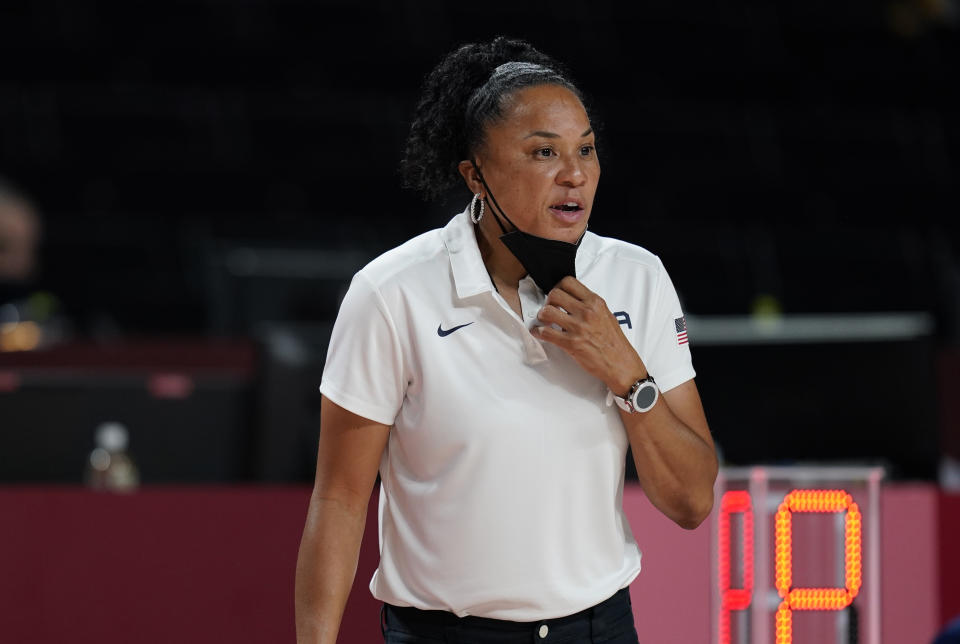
left=0, top=1, right=958, bottom=642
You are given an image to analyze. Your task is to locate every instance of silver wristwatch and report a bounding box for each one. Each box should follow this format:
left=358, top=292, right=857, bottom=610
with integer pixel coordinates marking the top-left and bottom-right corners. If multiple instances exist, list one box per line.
left=613, top=375, right=659, bottom=413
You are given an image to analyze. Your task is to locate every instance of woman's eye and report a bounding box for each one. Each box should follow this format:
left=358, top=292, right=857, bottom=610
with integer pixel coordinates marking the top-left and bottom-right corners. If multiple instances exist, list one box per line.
left=580, top=145, right=595, bottom=156
left=536, top=148, right=554, bottom=158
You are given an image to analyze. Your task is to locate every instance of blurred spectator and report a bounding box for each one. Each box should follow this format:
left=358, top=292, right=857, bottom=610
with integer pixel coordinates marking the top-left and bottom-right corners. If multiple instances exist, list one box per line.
left=0, top=177, right=67, bottom=351
left=886, top=0, right=958, bottom=37
left=0, top=177, right=40, bottom=288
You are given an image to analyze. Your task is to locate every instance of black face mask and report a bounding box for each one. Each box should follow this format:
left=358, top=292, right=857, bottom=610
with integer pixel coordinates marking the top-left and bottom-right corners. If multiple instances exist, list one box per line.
left=472, top=162, right=583, bottom=293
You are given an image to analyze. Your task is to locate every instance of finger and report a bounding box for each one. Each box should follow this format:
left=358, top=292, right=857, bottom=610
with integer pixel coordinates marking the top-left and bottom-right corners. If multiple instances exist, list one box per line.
left=532, top=324, right=572, bottom=348
left=537, top=304, right=575, bottom=330
left=555, top=276, right=594, bottom=302
left=558, top=277, right=611, bottom=320
left=545, top=287, right=584, bottom=315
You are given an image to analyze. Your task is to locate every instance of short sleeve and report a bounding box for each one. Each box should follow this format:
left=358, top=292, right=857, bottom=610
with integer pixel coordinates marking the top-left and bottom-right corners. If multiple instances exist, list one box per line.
left=319, top=271, right=406, bottom=426
left=641, top=257, right=696, bottom=392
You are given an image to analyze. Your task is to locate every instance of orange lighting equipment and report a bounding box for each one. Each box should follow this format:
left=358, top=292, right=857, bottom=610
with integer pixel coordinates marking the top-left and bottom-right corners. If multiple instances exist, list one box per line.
left=718, top=490, right=754, bottom=644
left=773, top=489, right=863, bottom=644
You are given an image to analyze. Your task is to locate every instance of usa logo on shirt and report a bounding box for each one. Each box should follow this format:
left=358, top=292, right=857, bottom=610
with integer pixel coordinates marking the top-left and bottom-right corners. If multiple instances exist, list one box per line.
left=674, top=316, right=688, bottom=345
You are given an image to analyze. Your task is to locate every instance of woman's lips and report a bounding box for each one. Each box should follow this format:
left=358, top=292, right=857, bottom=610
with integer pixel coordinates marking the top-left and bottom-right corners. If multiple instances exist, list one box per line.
left=548, top=206, right=586, bottom=223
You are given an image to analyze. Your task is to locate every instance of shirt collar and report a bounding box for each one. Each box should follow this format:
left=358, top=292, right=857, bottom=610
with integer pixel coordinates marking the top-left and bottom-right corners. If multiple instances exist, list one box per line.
left=575, top=228, right=599, bottom=278
left=441, top=207, right=495, bottom=300
left=441, top=207, right=602, bottom=300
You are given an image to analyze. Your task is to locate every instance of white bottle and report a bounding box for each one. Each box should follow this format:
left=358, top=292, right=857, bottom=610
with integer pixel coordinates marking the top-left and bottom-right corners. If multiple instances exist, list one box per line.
left=85, top=422, right=140, bottom=492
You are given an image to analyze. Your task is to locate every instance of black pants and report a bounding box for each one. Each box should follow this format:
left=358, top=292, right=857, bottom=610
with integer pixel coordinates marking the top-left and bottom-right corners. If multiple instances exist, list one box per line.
left=381, top=587, right=640, bottom=644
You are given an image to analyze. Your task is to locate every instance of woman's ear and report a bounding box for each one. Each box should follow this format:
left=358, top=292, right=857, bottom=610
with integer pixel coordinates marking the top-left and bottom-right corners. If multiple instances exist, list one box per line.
left=457, top=160, right=484, bottom=196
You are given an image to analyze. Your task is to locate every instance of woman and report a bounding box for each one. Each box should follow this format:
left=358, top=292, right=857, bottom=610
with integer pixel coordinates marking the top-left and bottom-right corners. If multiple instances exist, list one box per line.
left=295, top=37, right=717, bottom=644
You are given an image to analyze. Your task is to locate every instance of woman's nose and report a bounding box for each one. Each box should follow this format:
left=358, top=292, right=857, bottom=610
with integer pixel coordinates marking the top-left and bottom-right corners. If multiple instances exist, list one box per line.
left=556, top=157, right=587, bottom=187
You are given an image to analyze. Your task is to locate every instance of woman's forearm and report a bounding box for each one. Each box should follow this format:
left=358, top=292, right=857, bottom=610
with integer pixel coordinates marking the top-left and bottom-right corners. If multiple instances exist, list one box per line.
left=529, top=278, right=717, bottom=528
left=620, top=395, right=717, bottom=530
left=295, top=492, right=370, bottom=644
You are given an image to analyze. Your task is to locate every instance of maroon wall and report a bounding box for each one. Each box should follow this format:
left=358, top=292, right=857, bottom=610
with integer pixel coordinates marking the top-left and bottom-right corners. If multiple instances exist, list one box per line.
left=0, top=484, right=952, bottom=643
left=941, top=492, right=960, bottom=627
left=0, top=487, right=307, bottom=643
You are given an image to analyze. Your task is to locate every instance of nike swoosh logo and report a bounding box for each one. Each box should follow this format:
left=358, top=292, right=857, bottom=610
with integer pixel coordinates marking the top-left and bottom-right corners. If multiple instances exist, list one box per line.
left=437, top=322, right=474, bottom=337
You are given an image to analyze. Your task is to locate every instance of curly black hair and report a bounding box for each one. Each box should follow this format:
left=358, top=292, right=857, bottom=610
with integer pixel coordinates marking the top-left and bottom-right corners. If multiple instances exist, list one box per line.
left=400, top=37, right=585, bottom=201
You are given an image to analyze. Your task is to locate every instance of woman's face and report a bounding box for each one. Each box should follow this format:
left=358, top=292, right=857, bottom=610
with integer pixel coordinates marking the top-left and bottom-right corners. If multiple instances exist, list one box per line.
left=472, top=84, right=599, bottom=244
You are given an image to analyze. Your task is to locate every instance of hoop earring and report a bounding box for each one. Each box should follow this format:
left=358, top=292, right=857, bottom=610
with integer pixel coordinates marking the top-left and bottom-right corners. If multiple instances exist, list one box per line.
left=470, top=193, right=485, bottom=224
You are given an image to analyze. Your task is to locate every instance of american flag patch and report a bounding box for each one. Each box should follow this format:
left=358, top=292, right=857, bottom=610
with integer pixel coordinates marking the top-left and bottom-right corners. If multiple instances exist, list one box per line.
left=675, top=316, right=688, bottom=345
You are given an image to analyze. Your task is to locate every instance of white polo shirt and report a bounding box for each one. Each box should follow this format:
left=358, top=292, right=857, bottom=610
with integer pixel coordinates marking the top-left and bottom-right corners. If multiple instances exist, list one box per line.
left=319, top=208, right=695, bottom=621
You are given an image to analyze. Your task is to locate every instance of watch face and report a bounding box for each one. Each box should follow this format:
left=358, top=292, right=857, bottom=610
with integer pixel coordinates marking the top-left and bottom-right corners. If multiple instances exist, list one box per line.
left=634, top=383, right=657, bottom=410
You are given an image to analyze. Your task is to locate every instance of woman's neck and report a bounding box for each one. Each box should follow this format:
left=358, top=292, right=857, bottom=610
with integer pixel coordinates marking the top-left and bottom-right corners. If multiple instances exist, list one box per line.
left=474, top=216, right=526, bottom=289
